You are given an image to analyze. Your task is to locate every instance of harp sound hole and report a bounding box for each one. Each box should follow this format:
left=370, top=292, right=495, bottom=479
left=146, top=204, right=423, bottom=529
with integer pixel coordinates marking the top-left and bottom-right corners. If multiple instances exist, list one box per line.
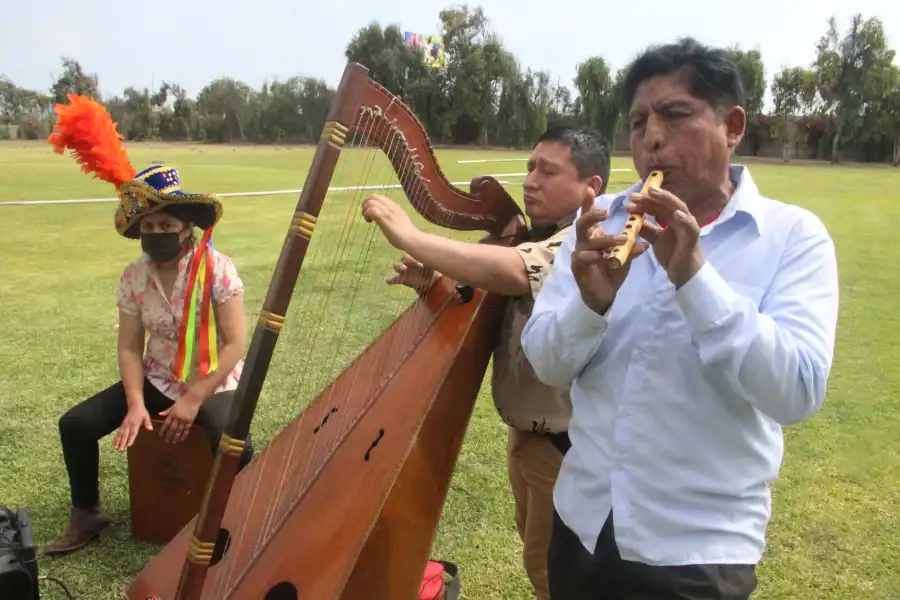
left=313, top=407, right=338, bottom=433
left=364, top=429, right=385, bottom=461
left=210, top=527, right=231, bottom=567
left=263, top=582, right=298, bottom=600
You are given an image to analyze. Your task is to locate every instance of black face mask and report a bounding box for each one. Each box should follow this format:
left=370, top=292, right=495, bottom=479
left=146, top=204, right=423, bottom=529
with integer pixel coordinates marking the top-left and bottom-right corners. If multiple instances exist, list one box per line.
left=141, top=232, right=185, bottom=262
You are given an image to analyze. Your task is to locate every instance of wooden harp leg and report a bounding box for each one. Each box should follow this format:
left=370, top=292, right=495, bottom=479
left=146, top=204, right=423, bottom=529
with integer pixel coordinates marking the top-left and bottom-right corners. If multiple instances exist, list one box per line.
left=173, top=434, right=248, bottom=600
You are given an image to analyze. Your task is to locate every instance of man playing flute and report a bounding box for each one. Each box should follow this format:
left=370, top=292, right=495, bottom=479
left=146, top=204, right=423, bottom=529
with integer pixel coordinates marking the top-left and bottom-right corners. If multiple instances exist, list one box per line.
left=521, top=38, right=840, bottom=600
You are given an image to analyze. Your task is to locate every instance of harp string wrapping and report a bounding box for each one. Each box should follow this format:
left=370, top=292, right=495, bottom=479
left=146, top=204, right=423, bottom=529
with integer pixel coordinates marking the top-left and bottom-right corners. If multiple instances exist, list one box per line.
left=205, top=104, right=461, bottom=597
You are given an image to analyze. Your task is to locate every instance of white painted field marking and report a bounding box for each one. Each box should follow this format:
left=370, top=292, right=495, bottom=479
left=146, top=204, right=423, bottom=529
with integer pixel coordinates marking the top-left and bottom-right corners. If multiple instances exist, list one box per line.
left=457, top=158, right=529, bottom=163
left=2, top=163, right=638, bottom=207
left=457, top=158, right=634, bottom=174
left=0, top=177, right=520, bottom=207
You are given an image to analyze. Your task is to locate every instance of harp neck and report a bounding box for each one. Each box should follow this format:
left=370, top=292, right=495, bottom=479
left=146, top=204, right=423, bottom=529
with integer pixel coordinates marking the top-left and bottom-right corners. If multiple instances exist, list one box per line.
left=330, top=64, right=527, bottom=241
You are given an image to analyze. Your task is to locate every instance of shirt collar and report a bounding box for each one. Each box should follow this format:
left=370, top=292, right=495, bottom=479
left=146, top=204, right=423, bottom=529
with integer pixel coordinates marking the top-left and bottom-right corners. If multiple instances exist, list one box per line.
left=605, top=165, right=766, bottom=234
left=720, top=164, right=766, bottom=234
left=529, top=211, right=577, bottom=242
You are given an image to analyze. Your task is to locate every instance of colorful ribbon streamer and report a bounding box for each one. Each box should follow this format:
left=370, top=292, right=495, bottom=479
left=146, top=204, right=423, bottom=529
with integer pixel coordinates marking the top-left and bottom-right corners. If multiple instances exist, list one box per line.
left=173, top=227, right=218, bottom=381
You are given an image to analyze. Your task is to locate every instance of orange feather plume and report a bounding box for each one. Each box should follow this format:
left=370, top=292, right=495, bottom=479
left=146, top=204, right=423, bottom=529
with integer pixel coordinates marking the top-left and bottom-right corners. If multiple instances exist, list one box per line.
left=47, top=94, right=137, bottom=189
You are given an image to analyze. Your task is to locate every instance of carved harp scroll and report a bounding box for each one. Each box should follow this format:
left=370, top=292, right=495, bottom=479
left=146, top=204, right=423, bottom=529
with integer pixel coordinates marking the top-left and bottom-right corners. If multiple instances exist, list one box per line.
left=123, top=62, right=527, bottom=600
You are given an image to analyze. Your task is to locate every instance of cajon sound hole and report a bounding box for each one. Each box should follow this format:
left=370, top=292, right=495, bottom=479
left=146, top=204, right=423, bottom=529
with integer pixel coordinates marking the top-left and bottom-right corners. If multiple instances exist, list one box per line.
left=264, top=581, right=298, bottom=600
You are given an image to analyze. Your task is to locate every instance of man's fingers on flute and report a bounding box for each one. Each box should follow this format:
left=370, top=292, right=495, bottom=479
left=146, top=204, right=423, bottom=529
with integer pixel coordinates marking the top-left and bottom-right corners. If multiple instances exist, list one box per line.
left=630, top=188, right=689, bottom=222
left=647, top=186, right=689, bottom=212
left=669, top=209, right=701, bottom=239
left=627, top=193, right=664, bottom=215
left=639, top=221, right=664, bottom=243
left=576, top=209, right=609, bottom=241
left=572, top=248, right=609, bottom=266
left=630, top=241, right=650, bottom=260
left=573, top=233, right=640, bottom=270
left=577, top=233, right=628, bottom=253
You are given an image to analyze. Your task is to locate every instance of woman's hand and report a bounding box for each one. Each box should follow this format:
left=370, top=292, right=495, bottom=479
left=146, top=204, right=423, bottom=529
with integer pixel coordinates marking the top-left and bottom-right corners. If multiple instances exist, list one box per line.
left=158, top=390, right=203, bottom=444
left=113, top=405, right=153, bottom=452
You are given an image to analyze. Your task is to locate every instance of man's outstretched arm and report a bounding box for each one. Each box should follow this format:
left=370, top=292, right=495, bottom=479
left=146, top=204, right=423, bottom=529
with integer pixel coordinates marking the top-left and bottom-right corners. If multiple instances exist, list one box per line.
left=363, top=194, right=531, bottom=297
left=402, top=230, right=531, bottom=296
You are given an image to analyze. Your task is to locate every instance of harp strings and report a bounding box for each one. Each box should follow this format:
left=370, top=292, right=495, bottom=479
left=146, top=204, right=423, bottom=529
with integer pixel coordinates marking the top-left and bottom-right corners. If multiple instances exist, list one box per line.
left=260, top=106, right=453, bottom=551
left=269, top=110, right=430, bottom=522
left=211, top=104, right=459, bottom=597
left=259, top=112, right=391, bottom=543
left=304, top=105, right=463, bottom=474
left=207, top=115, right=385, bottom=599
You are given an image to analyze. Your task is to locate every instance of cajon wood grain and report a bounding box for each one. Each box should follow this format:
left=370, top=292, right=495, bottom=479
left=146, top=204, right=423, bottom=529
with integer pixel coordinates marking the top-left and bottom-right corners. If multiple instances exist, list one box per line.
left=126, top=418, right=214, bottom=545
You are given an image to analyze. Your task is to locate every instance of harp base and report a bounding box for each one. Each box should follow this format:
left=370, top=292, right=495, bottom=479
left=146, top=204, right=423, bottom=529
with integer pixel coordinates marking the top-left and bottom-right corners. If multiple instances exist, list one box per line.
left=127, top=420, right=215, bottom=546
left=338, top=287, right=497, bottom=599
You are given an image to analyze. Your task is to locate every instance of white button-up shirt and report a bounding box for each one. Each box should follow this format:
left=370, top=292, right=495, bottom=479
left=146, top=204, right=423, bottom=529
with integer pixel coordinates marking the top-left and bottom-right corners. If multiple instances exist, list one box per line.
left=520, top=165, right=839, bottom=566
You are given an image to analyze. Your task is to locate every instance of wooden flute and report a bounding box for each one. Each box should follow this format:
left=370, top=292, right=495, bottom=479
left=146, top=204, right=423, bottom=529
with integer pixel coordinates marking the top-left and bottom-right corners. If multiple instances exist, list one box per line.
left=603, top=169, right=664, bottom=269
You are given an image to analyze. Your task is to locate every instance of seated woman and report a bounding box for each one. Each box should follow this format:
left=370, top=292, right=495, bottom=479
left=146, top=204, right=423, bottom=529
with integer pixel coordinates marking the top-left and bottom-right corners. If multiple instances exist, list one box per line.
left=42, top=95, right=254, bottom=556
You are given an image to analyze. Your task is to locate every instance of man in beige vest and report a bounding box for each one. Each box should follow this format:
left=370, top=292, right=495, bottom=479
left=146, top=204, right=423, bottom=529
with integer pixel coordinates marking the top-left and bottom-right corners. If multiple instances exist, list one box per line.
left=361, top=125, right=612, bottom=600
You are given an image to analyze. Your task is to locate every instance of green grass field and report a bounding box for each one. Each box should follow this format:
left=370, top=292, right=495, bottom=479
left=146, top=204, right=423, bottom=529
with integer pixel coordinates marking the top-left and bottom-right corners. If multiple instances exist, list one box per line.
left=0, top=140, right=897, bottom=600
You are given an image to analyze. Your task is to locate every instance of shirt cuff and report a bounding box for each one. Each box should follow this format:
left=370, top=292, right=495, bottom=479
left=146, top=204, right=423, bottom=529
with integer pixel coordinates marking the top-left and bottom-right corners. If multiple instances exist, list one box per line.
left=674, top=262, right=742, bottom=333
left=558, top=291, right=609, bottom=341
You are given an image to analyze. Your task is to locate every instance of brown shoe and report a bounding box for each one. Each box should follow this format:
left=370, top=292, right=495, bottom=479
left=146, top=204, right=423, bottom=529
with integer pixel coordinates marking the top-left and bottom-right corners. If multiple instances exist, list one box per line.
left=43, top=506, right=111, bottom=556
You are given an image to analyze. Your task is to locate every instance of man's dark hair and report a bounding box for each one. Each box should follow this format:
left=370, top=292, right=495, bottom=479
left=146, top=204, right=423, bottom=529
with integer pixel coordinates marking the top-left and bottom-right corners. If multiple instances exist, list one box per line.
left=536, top=124, right=611, bottom=194
left=619, top=37, right=745, bottom=113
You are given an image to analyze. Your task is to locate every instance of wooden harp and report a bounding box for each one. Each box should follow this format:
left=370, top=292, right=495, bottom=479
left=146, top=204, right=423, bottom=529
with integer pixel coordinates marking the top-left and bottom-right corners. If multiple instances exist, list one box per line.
left=122, top=62, right=528, bottom=600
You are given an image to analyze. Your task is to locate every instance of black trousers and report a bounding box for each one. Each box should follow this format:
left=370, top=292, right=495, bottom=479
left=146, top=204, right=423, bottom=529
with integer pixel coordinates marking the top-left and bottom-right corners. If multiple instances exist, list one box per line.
left=58, top=378, right=254, bottom=509
left=548, top=510, right=758, bottom=600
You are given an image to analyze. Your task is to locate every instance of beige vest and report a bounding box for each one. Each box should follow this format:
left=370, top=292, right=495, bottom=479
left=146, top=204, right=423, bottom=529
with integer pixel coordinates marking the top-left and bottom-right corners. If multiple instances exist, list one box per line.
left=491, top=220, right=573, bottom=434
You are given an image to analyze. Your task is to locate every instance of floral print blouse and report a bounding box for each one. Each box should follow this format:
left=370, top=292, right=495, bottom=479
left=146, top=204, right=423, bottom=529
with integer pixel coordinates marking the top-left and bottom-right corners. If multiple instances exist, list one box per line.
left=116, top=245, right=245, bottom=401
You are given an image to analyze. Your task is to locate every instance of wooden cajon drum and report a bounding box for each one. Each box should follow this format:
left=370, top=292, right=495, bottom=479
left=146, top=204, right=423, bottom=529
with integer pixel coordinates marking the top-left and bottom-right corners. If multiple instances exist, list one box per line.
left=126, top=418, right=215, bottom=545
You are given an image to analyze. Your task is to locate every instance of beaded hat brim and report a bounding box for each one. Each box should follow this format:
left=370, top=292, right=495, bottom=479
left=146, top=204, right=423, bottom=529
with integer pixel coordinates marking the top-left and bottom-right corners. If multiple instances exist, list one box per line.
left=114, top=166, right=223, bottom=239
left=115, top=182, right=222, bottom=239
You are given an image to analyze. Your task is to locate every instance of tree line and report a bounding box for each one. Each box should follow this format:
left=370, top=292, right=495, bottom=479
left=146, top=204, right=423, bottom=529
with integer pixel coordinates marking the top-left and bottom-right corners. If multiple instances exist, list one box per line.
left=1, top=6, right=898, bottom=164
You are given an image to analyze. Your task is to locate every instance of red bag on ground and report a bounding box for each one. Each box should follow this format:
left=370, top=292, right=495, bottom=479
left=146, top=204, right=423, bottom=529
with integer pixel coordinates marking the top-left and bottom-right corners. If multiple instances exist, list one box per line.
left=419, top=560, right=460, bottom=600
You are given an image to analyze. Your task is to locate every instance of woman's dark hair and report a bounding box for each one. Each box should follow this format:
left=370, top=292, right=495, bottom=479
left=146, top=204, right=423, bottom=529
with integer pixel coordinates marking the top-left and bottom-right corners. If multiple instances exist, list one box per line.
left=619, top=37, right=745, bottom=113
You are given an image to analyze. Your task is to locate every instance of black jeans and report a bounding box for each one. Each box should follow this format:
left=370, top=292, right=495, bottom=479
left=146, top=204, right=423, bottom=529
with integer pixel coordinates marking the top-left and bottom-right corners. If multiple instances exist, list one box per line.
left=58, top=378, right=254, bottom=509
left=548, top=509, right=758, bottom=600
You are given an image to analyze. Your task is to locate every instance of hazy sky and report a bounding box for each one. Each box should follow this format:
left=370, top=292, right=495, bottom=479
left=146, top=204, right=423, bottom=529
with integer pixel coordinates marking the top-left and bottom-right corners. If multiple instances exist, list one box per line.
left=2, top=0, right=899, bottom=108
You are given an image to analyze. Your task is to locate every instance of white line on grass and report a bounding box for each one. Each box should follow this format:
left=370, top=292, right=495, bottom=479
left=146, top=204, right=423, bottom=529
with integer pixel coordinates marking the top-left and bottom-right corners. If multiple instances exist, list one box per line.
left=1, top=178, right=522, bottom=207
left=457, top=158, right=529, bottom=163
left=457, top=158, right=634, bottom=175
left=2, top=166, right=638, bottom=207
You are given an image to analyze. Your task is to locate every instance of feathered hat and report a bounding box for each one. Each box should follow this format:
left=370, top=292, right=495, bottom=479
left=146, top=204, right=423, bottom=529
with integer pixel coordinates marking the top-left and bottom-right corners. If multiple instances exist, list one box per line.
left=47, top=93, right=223, bottom=381
left=47, top=93, right=222, bottom=239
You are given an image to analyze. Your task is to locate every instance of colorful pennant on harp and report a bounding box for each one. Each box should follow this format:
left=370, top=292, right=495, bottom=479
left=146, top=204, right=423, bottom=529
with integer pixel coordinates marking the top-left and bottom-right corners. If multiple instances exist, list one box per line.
left=173, top=227, right=219, bottom=382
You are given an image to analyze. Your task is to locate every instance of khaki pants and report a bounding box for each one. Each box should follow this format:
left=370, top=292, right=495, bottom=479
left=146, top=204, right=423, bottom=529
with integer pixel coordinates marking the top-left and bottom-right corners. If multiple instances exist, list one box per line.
left=507, top=427, right=564, bottom=600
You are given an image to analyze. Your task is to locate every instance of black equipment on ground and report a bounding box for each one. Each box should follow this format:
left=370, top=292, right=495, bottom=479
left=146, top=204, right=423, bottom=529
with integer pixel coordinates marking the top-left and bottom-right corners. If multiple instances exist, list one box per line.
left=0, top=505, right=39, bottom=600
